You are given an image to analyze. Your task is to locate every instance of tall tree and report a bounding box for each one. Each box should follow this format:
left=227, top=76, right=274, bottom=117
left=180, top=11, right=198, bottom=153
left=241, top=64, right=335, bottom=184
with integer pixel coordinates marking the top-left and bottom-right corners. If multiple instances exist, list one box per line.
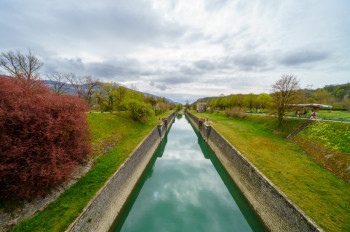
left=272, top=74, right=300, bottom=126
left=256, top=93, right=272, bottom=111
left=229, top=95, right=239, bottom=108
left=0, top=50, right=43, bottom=80
left=244, top=93, right=256, bottom=111
left=83, top=76, right=101, bottom=106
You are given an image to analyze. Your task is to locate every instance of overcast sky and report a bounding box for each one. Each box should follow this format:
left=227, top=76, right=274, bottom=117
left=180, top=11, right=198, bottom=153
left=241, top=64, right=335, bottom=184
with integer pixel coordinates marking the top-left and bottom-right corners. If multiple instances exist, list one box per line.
left=1, top=0, right=349, bottom=103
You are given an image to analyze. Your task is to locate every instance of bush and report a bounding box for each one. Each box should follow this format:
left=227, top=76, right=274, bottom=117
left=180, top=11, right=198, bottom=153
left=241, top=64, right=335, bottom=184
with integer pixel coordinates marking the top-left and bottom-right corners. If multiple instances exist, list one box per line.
left=225, top=107, right=246, bottom=119
left=0, top=75, right=91, bottom=200
left=126, top=99, right=153, bottom=121
left=154, top=102, right=169, bottom=116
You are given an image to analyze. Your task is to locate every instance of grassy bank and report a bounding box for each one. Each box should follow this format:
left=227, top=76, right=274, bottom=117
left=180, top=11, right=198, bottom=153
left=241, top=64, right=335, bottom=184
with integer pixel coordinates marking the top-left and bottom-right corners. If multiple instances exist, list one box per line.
left=14, top=111, right=172, bottom=232
left=316, top=110, right=350, bottom=121
left=298, top=121, right=349, bottom=154
left=192, top=111, right=350, bottom=232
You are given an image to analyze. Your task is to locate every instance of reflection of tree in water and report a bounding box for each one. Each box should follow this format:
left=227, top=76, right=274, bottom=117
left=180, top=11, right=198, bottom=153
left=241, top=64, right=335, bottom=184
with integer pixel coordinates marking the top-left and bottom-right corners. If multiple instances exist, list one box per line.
left=146, top=134, right=168, bottom=180
left=176, top=113, right=183, bottom=119
left=157, top=136, right=167, bottom=158
left=198, top=135, right=210, bottom=159
left=147, top=168, right=154, bottom=179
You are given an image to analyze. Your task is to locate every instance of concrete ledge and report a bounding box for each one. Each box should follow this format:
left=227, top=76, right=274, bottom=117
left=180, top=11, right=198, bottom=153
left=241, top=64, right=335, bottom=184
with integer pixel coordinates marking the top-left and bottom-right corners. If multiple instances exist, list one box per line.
left=186, top=111, right=323, bottom=232
left=67, top=111, right=177, bottom=232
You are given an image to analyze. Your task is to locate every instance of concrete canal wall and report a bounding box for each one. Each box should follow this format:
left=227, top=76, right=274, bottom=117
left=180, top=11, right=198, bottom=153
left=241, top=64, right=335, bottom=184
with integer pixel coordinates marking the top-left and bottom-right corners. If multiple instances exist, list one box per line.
left=186, top=111, right=323, bottom=232
left=67, top=111, right=177, bottom=232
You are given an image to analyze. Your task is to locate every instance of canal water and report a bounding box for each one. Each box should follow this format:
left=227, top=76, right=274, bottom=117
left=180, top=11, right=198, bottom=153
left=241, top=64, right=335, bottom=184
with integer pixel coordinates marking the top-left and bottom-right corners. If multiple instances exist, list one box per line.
left=110, top=115, right=267, bottom=232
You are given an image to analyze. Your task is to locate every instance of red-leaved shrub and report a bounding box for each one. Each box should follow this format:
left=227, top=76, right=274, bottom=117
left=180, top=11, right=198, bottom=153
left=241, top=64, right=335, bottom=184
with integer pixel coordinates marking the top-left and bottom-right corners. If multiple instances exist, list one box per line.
left=0, top=75, right=91, bottom=200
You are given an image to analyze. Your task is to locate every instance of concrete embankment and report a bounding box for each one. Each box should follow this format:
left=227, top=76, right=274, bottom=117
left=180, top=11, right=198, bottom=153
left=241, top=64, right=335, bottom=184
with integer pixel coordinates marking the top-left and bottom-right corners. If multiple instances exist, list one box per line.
left=186, top=111, right=323, bottom=232
left=67, top=111, right=177, bottom=232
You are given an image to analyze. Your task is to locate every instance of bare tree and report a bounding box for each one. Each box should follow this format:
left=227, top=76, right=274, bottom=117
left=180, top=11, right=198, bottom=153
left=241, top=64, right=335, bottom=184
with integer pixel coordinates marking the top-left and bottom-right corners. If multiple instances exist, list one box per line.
left=84, top=76, right=101, bottom=105
left=66, top=73, right=86, bottom=97
left=46, top=73, right=70, bottom=95
left=0, top=50, right=43, bottom=79
left=272, top=74, right=300, bottom=126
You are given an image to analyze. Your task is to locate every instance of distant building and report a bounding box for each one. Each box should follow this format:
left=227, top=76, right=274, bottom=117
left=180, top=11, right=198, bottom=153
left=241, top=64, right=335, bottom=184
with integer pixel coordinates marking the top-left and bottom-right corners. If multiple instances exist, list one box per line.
left=196, top=100, right=207, bottom=112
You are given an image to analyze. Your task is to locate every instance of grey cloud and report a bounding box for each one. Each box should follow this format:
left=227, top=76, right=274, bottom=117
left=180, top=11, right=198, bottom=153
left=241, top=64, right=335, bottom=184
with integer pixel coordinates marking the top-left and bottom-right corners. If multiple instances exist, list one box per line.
left=180, top=65, right=203, bottom=75
left=205, top=0, right=229, bottom=11
left=232, top=54, right=266, bottom=69
left=0, top=0, right=187, bottom=53
left=43, top=56, right=147, bottom=81
left=182, top=31, right=209, bottom=44
left=155, top=84, right=167, bottom=91
left=154, top=75, right=195, bottom=85
left=280, top=50, right=330, bottom=66
left=43, top=57, right=85, bottom=74
left=211, top=26, right=250, bottom=45
left=190, top=53, right=268, bottom=74
left=194, top=60, right=216, bottom=70
left=214, top=54, right=267, bottom=71
left=85, top=59, right=141, bottom=80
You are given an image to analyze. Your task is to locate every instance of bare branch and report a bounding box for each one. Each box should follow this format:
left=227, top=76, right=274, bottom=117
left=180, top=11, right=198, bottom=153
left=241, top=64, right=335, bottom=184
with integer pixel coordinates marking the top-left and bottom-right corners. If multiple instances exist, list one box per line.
left=0, top=50, right=43, bottom=79
left=66, top=73, right=86, bottom=97
left=272, top=74, right=300, bottom=125
left=46, top=73, right=70, bottom=95
left=83, top=75, right=101, bottom=105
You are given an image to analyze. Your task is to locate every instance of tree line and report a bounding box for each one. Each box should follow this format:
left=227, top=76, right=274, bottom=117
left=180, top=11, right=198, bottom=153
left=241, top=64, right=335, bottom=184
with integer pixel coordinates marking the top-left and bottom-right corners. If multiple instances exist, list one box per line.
left=47, top=73, right=175, bottom=119
left=194, top=75, right=349, bottom=126
left=205, top=93, right=273, bottom=112
left=200, top=82, right=349, bottom=112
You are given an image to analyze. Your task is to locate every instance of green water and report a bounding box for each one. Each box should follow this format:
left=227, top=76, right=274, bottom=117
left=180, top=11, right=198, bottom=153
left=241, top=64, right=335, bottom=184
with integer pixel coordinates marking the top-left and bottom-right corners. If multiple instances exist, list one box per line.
left=110, top=115, right=268, bottom=232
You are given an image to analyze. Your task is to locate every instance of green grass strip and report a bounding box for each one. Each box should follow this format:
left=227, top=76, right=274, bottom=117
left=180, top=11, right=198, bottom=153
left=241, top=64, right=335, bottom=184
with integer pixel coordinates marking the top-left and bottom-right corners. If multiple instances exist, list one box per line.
left=316, top=110, right=350, bottom=121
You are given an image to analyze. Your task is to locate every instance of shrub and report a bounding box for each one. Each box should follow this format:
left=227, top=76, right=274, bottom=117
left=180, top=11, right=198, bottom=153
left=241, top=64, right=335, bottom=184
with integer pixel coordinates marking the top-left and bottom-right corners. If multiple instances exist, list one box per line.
left=154, top=102, right=169, bottom=116
left=125, top=99, right=153, bottom=121
left=225, top=107, right=246, bottom=119
left=0, top=75, right=91, bottom=200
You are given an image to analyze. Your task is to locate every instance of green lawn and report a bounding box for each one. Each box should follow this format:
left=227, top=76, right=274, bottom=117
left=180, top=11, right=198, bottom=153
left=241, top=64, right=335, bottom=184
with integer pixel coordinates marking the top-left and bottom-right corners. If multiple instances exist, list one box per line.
left=193, top=111, right=350, bottom=232
left=13, top=111, right=172, bottom=232
left=316, top=110, right=350, bottom=121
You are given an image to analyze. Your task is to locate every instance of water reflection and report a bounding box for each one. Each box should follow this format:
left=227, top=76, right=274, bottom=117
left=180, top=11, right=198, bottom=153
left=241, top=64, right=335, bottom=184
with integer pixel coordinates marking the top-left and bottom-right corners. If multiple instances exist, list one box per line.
left=110, top=116, right=267, bottom=232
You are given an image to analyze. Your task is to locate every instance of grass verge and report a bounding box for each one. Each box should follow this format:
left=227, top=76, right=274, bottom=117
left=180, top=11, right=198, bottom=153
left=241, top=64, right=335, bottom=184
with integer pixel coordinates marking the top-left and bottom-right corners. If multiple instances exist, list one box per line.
left=298, top=121, right=349, bottom=154
left=193, top=111, right=350, bottom=232
left=13, top=111, right=172, bottom=232
left=316, top=110, right=350, bottom=121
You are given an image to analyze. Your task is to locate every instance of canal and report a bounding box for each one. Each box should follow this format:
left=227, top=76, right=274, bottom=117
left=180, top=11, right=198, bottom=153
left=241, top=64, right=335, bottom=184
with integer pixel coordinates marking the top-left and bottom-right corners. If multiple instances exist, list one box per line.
left=110, top=114, right=267, bottom=232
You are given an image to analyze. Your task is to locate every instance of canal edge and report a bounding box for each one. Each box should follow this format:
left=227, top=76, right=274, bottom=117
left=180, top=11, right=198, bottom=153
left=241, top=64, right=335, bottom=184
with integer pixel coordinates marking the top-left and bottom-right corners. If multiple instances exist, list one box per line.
left=185, top=110, right=323, bottom=232
left=66, top=111, right=177, bottom=232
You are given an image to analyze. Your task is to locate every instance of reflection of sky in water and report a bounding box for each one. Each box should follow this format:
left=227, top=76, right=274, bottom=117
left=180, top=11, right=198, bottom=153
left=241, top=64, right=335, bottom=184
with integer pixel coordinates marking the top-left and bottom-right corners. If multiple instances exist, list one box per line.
left=112, top=117, right=266, bottom=232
